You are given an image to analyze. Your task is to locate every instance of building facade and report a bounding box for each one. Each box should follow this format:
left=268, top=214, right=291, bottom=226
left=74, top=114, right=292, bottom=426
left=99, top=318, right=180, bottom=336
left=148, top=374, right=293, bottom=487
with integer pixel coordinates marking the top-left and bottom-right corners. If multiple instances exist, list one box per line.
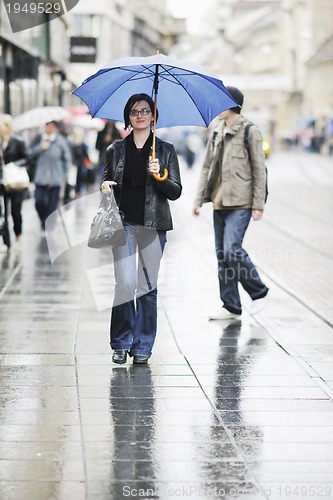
left=217, top=0, right=333, bottom=150
left=0, top=0, right=184, bottom=118
left=0, top=3, right=75, bottom=115
left=168, top=0, right=333, bottom=152
left=65, top=0, right=185, bottom=89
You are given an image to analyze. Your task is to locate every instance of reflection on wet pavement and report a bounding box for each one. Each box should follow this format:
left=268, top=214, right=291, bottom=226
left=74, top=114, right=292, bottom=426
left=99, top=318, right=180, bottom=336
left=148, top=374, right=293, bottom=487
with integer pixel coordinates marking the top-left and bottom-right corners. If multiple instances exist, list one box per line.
left=106, top=366, right=157, bottom=492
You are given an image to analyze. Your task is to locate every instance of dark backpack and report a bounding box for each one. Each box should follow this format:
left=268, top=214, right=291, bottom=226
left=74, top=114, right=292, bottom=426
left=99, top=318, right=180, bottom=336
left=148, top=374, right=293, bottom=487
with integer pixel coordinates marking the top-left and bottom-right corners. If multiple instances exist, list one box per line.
left=244, top=122, right=268, bottom=203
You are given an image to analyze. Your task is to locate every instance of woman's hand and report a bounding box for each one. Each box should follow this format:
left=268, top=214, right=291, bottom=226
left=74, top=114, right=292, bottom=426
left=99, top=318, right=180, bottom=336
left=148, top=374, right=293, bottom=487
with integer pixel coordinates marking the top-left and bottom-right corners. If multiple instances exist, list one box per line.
left=101, top=180, right=117, bottom=193
left=148, top=156, right=161, bottom=175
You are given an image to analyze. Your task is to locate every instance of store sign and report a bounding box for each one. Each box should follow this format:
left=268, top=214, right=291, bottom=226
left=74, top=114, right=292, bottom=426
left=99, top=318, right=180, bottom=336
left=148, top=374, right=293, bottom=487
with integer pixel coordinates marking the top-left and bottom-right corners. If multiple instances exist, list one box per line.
left=70, top=37, right=97, bottom=63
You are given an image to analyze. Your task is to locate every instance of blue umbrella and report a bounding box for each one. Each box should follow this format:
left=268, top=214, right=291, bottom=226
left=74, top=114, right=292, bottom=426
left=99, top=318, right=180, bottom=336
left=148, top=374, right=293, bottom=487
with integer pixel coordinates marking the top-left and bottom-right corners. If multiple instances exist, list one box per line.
left=73, top=53, right=237, bottom=180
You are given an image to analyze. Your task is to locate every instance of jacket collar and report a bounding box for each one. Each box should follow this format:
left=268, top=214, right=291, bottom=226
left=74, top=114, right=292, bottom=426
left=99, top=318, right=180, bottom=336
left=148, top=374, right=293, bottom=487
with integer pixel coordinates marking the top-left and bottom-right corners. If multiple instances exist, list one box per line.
left=220, top=115, right=247, bottom=137
left=116, top=135, right=165, bottom=166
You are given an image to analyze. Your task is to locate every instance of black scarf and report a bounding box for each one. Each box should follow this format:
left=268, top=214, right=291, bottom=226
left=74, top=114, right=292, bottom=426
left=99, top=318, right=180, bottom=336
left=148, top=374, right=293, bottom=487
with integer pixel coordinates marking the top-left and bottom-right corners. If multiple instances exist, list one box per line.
left=123, top=132, right=152, bottom=187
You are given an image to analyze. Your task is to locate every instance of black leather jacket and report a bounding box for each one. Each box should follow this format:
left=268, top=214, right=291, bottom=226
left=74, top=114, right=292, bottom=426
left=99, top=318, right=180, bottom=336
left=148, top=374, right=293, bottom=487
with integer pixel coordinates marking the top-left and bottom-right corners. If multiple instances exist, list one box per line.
left=0, top=135, right=30, bottom=179
left=103, top=136, right=182, bottom=231
left=2, top=135, right=30, bottom=166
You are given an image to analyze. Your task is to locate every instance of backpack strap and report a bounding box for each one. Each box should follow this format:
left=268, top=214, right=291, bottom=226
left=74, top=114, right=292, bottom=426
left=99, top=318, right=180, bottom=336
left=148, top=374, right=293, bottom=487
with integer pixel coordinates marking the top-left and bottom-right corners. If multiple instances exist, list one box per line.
left=244, top=122, right=254, bottom=160
left=244, top=122, right=268, bottom=203
left=211, top=130, right=218, bottom=150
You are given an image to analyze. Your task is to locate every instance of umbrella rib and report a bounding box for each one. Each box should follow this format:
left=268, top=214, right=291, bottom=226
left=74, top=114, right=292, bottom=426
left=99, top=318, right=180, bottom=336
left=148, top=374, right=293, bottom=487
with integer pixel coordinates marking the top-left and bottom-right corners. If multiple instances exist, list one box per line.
left=158, top=65, right=210, bottom=124
left=125, top=65, right=218, bottom=124
left=157, top=66, right=199, bottom=86
left=116, top=65, right=155, bottom=79
left=78, top=68, right=150, bottom=117
left=116, top=64, right=200, bottom=86
left=89, top=65, right=185, bottom=115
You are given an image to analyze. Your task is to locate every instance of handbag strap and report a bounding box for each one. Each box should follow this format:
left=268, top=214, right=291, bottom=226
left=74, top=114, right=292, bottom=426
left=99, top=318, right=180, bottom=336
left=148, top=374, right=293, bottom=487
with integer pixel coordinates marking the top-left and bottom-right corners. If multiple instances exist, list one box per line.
left=0, top=139, right=4, bottom=165
left=0, top=192, right=5, bottom=215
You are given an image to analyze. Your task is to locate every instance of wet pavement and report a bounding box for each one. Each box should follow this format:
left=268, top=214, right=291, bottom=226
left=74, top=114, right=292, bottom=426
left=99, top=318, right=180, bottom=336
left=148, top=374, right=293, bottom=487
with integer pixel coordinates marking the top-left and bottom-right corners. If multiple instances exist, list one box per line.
left=0, top=150, right=333, bottom=499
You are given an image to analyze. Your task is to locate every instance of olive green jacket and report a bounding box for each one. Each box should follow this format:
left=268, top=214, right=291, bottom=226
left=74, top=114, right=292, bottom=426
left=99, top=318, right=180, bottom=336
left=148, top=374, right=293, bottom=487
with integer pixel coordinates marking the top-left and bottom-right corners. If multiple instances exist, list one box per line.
left=194, top=116, right=266, bottom=210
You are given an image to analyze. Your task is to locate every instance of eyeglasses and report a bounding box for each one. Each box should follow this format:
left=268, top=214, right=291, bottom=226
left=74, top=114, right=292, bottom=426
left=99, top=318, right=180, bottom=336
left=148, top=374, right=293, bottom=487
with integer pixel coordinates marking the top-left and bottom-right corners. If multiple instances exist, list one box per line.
left=129, top=108, right=151, bottom=117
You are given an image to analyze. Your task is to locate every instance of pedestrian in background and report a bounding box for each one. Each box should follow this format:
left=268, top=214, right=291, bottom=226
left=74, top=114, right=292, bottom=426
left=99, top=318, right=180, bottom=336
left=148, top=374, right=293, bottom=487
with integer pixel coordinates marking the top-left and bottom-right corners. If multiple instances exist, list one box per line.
left=0, top=113, right=30, bottom=251
left=96, top=120, right=122, bottom=183
left=69, top=127, right=91, bottom=197
left=30, top=120, right=72, bottom=231
left=193, top=86, right=269, bottom=319
left=0, top=151, right=6, bottom=253
left=101, top=93, right=182, bottom=365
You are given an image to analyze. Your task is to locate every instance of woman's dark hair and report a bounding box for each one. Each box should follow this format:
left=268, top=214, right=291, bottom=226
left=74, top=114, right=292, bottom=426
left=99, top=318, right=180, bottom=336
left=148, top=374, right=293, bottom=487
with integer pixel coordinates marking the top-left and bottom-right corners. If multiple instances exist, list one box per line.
left=123, top=93, right=158, bottom=130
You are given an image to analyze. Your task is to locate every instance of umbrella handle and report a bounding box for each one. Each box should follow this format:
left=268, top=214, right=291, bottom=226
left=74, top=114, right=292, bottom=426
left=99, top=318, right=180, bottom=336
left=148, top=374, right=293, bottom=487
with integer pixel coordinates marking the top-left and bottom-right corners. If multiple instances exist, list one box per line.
left=153, top=169, right=168, bottom=182
left=151, top=140, right=168, bottom=181
left=151, top=64, right=168, bottom=182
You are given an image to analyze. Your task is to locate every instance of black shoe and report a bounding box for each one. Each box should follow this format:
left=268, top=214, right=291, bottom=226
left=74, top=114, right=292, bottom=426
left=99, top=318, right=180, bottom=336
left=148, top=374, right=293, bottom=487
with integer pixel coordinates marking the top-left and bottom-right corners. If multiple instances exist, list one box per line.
left=133, top=355, right=149, bottom=365
left=112, top=349, right=128, bottom=364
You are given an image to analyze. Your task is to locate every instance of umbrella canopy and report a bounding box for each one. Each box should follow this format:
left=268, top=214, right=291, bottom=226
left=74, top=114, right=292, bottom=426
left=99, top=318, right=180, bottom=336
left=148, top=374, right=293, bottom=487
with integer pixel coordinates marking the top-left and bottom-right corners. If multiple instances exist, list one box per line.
left=73, top=53, right=237, bottom=181
left=13, top=106, right=70, bottom=131
left=72, top=53, right=237, bottom=129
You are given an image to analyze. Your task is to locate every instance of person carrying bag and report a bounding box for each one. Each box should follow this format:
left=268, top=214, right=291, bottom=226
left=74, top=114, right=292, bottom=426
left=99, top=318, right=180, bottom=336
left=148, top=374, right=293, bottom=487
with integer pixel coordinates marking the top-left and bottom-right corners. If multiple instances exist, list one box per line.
left=100, top=93, right=182, bottom=365
left=0, top=113, right=31, bottom=250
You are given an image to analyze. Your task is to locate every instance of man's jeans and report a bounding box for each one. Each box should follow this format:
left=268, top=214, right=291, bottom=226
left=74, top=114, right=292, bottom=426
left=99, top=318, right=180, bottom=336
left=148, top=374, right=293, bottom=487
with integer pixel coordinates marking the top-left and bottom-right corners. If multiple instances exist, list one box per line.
left=213, top=209, right=268, bottom=315
left=110, top=220, right=167, bottom=357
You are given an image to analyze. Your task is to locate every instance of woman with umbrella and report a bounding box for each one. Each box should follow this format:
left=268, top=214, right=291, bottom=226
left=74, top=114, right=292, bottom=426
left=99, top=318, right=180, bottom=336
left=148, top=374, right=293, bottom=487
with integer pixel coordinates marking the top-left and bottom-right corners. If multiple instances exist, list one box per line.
left=101, top=93, right=182, bottom=365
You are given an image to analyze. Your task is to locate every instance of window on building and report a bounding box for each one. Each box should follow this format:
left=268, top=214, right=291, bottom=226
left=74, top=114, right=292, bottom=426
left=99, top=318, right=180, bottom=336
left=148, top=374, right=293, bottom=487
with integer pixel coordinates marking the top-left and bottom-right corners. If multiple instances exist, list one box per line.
left=72, top=14, right=101, bottom=38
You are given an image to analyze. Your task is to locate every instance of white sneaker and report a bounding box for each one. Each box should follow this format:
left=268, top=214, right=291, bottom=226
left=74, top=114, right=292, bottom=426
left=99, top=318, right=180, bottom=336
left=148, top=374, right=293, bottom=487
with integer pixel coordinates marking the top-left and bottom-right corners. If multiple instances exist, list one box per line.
left=209, top=308, right=242, bottom=321
left=251, top=294, right=269, bottom=315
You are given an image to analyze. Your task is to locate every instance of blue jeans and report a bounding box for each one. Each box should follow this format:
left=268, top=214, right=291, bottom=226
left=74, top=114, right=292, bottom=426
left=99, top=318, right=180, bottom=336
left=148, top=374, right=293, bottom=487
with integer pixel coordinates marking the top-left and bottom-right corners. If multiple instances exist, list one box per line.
left=213, top=209, right=268, bottom=315
left=35, top=185, right=60, bottom=229
left=110, top=220, right=167, bottom=357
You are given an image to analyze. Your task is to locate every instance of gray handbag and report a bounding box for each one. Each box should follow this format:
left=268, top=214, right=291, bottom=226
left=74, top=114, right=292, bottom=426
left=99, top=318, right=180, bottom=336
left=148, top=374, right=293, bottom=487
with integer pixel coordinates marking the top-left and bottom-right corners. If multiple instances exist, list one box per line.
left=88, top=192, right=126, bottom=248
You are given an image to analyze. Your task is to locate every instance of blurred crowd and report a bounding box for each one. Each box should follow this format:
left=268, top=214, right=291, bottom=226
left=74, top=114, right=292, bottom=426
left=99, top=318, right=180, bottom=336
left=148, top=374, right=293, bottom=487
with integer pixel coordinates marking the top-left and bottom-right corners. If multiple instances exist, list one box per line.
left=0, top=112, right=126, bottom=253
left=1, top=104, right=330, bottom=254
left=0, top=109, right=208, bottom=254
left=281, top=116, right=333, bottom=155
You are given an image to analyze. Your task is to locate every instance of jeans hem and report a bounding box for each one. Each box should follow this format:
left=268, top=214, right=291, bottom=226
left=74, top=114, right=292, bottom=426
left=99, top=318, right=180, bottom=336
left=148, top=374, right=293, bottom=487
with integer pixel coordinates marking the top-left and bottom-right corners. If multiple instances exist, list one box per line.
left=223, top=305, right=242, bottom=315
left=129, top=351, right=151, bottom=357
left=110, top=343, right=131, bottom=351
left=252, top=288, right=269, bottom=301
